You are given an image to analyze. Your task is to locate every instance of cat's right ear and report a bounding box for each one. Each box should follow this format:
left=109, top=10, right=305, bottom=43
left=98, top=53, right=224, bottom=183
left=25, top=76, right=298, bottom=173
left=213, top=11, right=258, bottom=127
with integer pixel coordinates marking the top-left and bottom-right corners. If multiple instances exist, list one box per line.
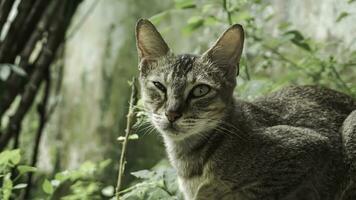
left=135, top=19, right=170, bottom=70
left=201, top=24, right=244, bottom=75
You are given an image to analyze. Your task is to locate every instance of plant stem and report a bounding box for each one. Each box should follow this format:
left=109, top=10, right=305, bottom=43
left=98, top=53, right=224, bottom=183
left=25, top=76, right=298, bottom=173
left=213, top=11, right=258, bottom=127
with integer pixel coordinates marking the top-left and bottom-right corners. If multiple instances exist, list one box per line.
left=330, top=65, right=351, bottom=93
left=223, top=0, right=233, bottom=25
left=115, top=77, right=138, bottom=200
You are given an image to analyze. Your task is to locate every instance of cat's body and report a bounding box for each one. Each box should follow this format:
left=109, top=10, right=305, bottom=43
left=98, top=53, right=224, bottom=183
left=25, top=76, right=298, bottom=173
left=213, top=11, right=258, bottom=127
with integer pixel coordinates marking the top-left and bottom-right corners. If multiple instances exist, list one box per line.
left=135, top=19, right=356, bottom=199
left=171, top=85, right=355, bottom=200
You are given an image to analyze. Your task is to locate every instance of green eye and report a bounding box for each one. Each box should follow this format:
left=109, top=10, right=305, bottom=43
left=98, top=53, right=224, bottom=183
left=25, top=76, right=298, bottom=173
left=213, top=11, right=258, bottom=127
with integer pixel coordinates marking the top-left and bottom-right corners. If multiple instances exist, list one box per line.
left=191, top=84, right=211, bottom=98
left=153, top=81, right=166, bottom=92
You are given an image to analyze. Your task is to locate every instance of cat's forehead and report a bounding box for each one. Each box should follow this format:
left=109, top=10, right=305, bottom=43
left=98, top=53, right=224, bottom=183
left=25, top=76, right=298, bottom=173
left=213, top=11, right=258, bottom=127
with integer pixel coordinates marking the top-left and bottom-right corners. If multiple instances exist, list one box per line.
left=166, top=54, right=198, bottom=82
left=149, top=54, right=217, bottom=85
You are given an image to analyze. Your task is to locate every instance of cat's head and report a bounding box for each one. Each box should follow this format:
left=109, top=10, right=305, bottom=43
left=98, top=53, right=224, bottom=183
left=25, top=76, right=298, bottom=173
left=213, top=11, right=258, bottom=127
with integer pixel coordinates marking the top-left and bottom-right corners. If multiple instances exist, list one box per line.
left=136, top=19, right=244, bottom=141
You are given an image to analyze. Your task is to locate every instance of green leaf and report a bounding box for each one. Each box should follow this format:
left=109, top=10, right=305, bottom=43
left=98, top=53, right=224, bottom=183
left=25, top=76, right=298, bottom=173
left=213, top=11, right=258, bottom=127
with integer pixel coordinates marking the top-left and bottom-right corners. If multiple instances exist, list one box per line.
left=336, top=12, right=349, bottom=22
left=283, top=30, right=311, bottom=51
left=17, top=165, right=37, bottom=175
left=11, top=150, right=21, bottom=165
left=182, top=16, right=204, bottom=35
left=2, top=173, right=13, bottom=200
left=284, top=30, right=305, bottom=41
left=0, top=149, right=21, bottom=167
left=348, top=0, right=356, bottom=4
left=0, top=64, right=11, bottom=81
left=131, top=170, right=155, bottom=179
left=147, top=187, right=171, bottom=200
left=174, top=0, right=196, bottom=9
left=98, top=159, right=112, bottom=169
left=101, top=185, right=114, bottom=197
left=278, top=22, right=291, bottom=31
left=202, top=4, right=215, bottom=13
left=42, top=179, right=54, bottom=194
left=9, top=64, right=26, bottom=76
left=117, top=134, right=139, bottom=142
left=149, top=11, right=169, bottom=25
left=204, top=16, right=220, bottom=26
left=13, top=183, right=27, bottom=190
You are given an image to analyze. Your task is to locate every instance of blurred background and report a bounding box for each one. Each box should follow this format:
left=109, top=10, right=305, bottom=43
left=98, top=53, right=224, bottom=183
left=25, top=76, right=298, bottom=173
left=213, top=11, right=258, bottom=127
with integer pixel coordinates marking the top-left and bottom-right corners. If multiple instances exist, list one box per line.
left=0, top=0, right=355, bottom=199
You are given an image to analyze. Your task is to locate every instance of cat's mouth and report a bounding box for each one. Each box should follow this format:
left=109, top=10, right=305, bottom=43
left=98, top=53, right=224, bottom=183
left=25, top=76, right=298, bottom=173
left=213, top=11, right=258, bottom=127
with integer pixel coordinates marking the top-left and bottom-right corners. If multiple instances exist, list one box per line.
left=162, top=123, right=181, bottom=134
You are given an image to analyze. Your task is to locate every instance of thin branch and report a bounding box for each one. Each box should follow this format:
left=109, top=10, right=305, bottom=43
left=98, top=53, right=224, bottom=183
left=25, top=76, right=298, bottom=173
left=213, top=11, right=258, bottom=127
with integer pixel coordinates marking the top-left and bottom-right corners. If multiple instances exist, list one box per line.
left=0, top=5, right=66, bottom=150
left=0, top=0, right=15, bottom=36
left=0, top=0, right=59, bottom=120
left=223, top=0, right=233, bottom=25
left=262, top=43, right=314, bottom=77
left=330, top=65, right=352, bottom=93
left=24, top=68, right=51, bottom=199
left=0, top=0, right=36, bottom=63
left=115, top=77, right=138, bottom=199
left=15, top=0, right=50, bottom=54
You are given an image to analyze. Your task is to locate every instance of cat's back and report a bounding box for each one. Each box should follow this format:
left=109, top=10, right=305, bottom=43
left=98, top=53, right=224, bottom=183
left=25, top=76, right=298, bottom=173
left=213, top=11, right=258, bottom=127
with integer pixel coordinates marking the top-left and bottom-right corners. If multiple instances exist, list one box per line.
left=257, top=85, right=355, bottom=113
left=251, top=85, right=356, bottom=133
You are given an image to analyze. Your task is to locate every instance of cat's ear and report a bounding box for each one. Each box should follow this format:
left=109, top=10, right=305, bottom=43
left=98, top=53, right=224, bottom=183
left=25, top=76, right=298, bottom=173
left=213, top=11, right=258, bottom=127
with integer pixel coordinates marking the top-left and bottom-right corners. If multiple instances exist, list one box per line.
left=202, top=24, right=244, bottom=74
left=135, top=19, right=170, bottom=67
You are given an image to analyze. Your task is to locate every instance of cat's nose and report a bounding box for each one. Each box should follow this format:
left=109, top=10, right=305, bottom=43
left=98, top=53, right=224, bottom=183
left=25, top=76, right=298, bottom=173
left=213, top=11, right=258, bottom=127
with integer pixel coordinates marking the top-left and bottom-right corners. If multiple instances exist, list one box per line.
left=165, top=110, right=182, bottom=123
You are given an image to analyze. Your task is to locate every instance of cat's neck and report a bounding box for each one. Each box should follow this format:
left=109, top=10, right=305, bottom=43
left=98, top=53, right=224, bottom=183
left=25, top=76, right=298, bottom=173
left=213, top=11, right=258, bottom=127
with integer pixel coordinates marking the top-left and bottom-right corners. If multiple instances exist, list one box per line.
left=162, top=130, right=222, bottom=178
left=161, top=100, right=239, bottom=178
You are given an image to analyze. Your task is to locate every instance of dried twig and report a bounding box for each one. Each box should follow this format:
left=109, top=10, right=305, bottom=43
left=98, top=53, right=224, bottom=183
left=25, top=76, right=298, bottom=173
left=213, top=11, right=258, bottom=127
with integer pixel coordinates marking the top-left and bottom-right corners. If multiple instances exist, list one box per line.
left=115, top=77, right=138, bottom=199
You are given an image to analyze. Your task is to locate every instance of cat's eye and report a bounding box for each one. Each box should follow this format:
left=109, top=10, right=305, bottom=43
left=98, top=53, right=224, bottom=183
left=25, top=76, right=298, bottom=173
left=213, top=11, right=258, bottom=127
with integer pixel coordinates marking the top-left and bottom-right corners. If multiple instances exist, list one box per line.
left=190, top=84, right=211, bottom=98
left=152, top=81, right=166, bottom=92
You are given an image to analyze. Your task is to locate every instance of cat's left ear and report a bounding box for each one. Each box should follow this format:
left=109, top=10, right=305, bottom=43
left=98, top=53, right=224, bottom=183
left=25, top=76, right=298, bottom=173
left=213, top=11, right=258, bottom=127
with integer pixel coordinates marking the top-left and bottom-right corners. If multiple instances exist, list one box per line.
left=135, top=19, right=170, bottom=68
left=202, top=24, right=244, bottom=75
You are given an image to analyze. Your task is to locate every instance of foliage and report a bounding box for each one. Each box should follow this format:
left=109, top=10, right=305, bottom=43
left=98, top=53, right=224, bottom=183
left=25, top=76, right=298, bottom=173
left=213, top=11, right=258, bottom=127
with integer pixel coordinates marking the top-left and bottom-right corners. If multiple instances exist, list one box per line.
left=0, top=149, right=33, bottom=200
left=119, top=160, right=183, bottom=200
left=0, top=149, right=114, bottom=199
left=149, top=0, right=356, bottom=99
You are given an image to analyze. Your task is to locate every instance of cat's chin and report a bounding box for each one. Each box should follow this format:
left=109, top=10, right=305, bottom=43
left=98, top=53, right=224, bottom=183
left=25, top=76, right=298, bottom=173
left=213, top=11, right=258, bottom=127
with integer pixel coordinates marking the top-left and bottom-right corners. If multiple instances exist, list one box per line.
left=157, top=126, right=194, bottom=141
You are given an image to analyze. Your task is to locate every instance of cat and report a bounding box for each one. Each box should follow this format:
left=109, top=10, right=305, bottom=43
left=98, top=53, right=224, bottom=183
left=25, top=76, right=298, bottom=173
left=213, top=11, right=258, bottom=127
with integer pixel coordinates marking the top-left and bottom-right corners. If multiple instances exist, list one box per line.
left=135, top=18, right=356, bottom=200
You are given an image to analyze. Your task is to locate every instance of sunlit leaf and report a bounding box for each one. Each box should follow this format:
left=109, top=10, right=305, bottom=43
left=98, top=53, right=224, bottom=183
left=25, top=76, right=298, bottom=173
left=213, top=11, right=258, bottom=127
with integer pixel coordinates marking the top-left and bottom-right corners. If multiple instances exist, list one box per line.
left=99, top=159, right=112, bottom=169
left=9, top=64, right=26, bottom=76
left=0, top=64, right=11, bottom=81
left=182, top=16, right=204, bottom=34
left=202, top=4, right=215, bottom=13
left=0, top=149, right=21, bottom=167
left=174, top=0, right=196, bottom=9
left=101, top=185, right=114, bottom=197
left=42, top=179, right=54, bottom=194
left=204, top=16, right=220, bottom=26
left=131, top=169, right=155, bottom=179
left=18, top=165, right=37, bottom=175
left=13, top=183, right=27, bottom=190
left=117, top=134, right=139, bottom=142
left=2, top=173, right=13, bottom=200
left=150, top=11, right=169, bottom=25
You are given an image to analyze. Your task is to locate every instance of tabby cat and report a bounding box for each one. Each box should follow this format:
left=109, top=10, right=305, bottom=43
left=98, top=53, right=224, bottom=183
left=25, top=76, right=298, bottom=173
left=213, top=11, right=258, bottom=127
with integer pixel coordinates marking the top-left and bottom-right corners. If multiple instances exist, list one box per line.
left=135, top=19, right=356, bottom=200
